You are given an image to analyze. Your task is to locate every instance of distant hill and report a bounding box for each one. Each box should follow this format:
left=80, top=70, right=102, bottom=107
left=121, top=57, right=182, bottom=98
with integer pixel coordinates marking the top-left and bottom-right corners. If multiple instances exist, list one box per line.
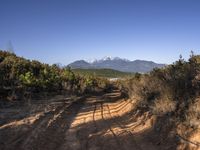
left=72, top=68, right=134, bottom=78
left=68, top=57, right=165, bottom=73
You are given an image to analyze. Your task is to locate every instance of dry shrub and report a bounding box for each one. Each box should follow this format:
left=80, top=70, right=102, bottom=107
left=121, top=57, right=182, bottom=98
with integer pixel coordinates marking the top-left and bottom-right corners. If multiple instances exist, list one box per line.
left=185, top=97, right=200, bottom=128
left=152, top=97, right=177, bottom=115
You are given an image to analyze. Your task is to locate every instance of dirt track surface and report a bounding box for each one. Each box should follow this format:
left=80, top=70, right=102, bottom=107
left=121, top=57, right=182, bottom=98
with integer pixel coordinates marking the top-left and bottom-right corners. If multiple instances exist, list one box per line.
left=0, top=90, right=172, bottom=150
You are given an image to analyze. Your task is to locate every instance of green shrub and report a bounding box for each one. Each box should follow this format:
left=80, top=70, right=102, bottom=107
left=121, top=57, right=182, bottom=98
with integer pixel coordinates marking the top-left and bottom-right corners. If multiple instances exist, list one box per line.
left=0, top=50, right=111, bottom=100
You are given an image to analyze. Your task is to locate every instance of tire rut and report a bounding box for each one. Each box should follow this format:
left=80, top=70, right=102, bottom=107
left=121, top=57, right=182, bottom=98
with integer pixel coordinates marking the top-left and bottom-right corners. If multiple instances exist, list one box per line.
left=85, top=104, right=97, bottom=150
left=100, top=103, right=123, bottom=150
left=105, top=104, right=143, bottom=150
left=1, top=91, right=156, bottom=150
left=106, top=104, right=156, bottom=150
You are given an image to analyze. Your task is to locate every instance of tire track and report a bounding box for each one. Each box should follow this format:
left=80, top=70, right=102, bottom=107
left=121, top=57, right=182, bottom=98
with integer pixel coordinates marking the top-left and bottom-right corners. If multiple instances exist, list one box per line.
left=2, top=90, right=153, bottom=150
left=84, top=104, right=97, bottom=150
left=106, top=103, right=156, bottom=150
left=107, top=100, right=150, bottom=131
left=100, top=103, right=123, bottom=150
left=84, top=96, right=134, bottom=150
left=84, top=101, right=108, bottom=150
left=105, top=104, right=143, bottom=150
left=74, top=103, right=97, bottom=150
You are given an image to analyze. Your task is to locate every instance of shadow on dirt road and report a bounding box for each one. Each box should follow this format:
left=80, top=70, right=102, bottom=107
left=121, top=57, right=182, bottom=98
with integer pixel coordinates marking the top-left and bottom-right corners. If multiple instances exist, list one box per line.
left=0, top=90, right=179, bottom=150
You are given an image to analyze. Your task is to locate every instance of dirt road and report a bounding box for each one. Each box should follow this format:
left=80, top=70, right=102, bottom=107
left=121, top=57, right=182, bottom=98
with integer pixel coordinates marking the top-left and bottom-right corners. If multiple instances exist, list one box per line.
left=0, top=90, right=169, bottom=150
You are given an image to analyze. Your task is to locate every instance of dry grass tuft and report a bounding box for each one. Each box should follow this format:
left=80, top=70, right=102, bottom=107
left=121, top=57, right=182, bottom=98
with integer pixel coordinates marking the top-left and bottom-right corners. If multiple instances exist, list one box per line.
left=185, top=97, right=200, bottom=128
left=152, top=97, right=176, bottom=115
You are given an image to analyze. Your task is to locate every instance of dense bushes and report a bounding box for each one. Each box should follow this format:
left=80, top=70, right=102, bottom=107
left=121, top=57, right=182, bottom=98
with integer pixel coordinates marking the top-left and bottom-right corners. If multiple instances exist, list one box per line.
left=0, top=50, right=110, bottom=101
left=120, top=53, right=200, bottom=127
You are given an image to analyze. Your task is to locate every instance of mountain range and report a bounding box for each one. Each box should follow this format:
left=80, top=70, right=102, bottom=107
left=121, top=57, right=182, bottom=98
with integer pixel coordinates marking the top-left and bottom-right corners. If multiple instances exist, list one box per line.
left=68, top=57, right=165, bottom=73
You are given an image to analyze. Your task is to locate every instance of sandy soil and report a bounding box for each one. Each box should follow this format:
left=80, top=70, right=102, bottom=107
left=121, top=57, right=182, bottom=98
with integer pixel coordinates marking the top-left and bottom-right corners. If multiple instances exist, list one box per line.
left=0, top=90, right=188, bottom=150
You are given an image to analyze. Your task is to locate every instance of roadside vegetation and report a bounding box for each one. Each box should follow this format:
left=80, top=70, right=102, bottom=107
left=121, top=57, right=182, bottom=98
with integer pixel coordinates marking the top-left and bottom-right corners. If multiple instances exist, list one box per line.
left=0, top=50, right=110, bottom=103
left=118, top=52, right=200, bottom=148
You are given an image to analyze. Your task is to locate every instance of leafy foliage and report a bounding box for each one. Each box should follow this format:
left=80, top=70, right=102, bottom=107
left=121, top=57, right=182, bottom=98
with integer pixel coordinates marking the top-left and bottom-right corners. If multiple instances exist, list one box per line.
left=0, top=50, right=110, bottom=101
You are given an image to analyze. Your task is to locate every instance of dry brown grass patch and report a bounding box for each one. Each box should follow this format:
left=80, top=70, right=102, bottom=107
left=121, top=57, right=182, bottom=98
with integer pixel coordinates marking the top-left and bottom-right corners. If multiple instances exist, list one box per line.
left=152, top=98, right=176, bottom=115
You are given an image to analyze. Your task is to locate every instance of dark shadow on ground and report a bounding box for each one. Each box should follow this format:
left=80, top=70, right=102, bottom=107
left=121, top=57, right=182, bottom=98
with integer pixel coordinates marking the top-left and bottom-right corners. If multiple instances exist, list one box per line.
left=74, top=110, right=179, bottom=150
left=0, top=90, right=180, bottom=150
left=0, top=96, right=86, bottom=150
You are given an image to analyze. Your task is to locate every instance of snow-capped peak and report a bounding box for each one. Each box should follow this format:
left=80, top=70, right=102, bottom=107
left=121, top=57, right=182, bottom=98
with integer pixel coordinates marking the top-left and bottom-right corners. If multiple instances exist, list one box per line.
left=86, top=56, right=131, bottom=64
left=102, top=56, right=113, bottom=61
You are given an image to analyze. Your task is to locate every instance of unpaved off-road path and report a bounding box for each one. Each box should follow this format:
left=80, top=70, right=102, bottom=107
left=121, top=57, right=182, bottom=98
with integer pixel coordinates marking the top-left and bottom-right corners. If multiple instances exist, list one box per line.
left=0, top=90, right=167, bottom=150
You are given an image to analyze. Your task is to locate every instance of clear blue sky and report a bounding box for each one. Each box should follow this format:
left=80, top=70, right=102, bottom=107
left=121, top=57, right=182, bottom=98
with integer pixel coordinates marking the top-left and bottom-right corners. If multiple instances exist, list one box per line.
left=0, top=0, right=200, bottom=65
